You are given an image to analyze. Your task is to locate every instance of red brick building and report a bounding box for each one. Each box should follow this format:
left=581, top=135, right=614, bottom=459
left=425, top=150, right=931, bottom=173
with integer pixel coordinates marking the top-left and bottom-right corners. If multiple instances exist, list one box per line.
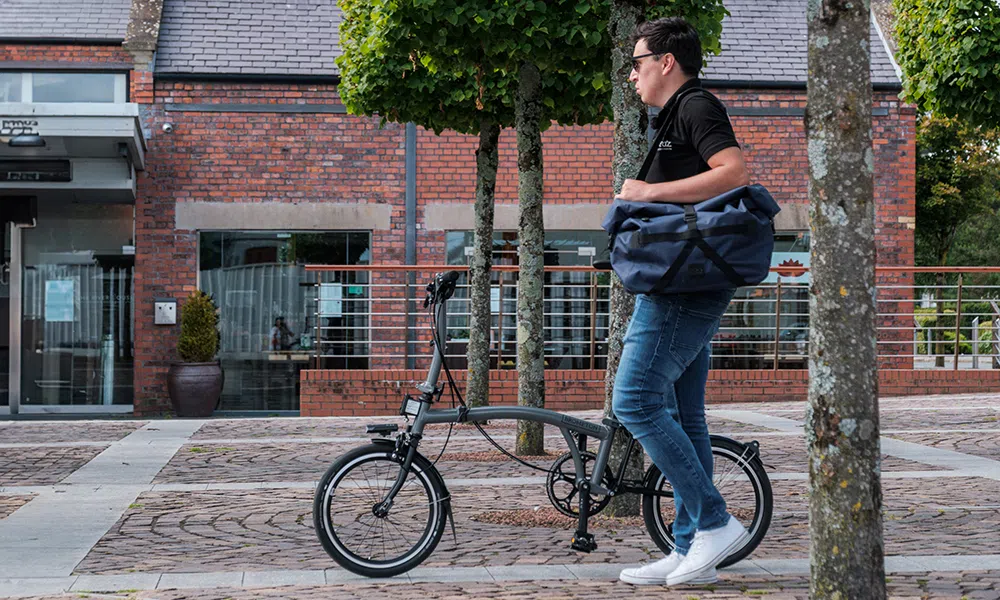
left=2, top=0, right=970, bottom=418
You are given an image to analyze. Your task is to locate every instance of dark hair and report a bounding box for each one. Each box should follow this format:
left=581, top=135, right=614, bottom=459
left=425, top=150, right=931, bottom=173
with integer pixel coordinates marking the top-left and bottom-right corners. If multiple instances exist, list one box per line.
left=631, top=17, right=702, bottom=78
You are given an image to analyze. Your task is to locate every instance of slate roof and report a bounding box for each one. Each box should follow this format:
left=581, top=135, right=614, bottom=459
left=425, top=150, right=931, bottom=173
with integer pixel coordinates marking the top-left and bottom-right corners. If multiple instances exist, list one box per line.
left=0, top=0, right=899, bottom=86
left=155, top=0, right=341, bottom=76
left=0, top=0, right=130, bottom=42
left=704, top=0, right=900, bottom=85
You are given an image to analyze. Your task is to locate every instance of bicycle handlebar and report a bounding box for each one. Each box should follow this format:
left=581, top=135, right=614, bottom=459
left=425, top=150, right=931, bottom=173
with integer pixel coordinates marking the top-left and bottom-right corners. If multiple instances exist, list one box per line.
left=423, top=270, right=461, bottom=307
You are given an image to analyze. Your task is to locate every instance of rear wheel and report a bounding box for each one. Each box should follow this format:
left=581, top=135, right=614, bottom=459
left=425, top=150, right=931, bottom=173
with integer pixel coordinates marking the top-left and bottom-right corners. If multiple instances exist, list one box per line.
left=313, top=443, right=448, bottom=577
left=641, top=436, right=772, bottom=567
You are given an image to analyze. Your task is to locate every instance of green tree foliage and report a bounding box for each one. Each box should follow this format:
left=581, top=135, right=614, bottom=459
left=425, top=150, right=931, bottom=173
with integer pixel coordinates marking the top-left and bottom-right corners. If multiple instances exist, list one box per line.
left=337, top=0, right=727, bottom=133
left=915, top=115, right=1000, bottom=268
left=895, top=0, right=1000, bottom=128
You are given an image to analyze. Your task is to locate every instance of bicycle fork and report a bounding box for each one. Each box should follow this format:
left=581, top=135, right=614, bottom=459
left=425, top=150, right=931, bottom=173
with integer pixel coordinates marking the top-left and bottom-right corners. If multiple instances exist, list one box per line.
left=373, top=433, right=458, bottom=543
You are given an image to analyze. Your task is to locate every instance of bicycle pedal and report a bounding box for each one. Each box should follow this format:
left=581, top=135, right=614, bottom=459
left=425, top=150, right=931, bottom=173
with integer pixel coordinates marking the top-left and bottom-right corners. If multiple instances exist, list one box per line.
left=570, top=532, right=597, bottom=553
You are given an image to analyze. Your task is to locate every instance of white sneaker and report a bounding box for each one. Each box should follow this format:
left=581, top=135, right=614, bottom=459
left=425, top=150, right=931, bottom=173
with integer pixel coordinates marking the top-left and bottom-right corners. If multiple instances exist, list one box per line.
left=666, top=515, right=749, bottom=586
left=619, top=552, right=718, bottom=585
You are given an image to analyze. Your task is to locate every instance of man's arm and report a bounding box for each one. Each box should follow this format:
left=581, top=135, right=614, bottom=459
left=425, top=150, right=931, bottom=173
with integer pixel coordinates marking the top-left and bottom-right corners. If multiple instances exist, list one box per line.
left=615, top=146, right=750, bottom=204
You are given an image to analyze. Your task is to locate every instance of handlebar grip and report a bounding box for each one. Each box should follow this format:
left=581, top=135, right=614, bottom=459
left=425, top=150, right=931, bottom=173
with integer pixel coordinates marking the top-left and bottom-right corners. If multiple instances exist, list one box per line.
left=440, top=270, right=460, bottom=284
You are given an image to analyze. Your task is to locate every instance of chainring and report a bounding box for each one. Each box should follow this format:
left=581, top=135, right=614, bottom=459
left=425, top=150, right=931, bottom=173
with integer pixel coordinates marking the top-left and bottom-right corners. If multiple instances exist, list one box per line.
left=545, top=450, right=615, bottom=517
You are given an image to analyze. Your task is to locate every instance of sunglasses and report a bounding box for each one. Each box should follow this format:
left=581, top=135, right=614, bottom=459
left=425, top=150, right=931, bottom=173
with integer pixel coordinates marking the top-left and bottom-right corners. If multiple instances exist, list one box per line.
left=631, top=51, right=662, bottom=71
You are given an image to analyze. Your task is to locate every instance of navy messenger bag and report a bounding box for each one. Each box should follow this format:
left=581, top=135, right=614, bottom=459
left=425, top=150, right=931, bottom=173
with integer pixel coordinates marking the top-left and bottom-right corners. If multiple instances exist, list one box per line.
left=599, top=88, right=781, bottom=295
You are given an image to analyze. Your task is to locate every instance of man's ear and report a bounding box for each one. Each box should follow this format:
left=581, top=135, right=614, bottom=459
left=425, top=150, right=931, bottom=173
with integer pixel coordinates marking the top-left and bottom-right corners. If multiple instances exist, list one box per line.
left=660, top=53, right=675, bottom=76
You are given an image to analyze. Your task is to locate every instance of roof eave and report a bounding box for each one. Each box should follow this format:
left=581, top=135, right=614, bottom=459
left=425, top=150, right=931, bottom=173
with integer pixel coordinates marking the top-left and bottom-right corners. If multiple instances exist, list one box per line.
left=702, top=78, right=903, bottom=92
left=154, top=72, right=341, bottom=85
left=0, top=37, right=124, bottom=45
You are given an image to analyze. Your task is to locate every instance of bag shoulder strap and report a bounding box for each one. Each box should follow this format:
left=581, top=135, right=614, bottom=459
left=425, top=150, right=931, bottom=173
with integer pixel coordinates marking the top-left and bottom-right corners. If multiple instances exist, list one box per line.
left=636, top=86, right=710, bottom=181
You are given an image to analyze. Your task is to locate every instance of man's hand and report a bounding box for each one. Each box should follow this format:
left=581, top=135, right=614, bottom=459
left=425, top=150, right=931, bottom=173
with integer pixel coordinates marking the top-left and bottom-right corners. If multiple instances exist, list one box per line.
left=615, top=179, right=651, bottom=202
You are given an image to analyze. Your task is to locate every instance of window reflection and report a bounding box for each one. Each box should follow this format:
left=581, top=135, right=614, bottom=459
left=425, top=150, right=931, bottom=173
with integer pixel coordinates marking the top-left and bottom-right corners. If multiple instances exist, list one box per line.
left=199, top=231, right=371, bottom=411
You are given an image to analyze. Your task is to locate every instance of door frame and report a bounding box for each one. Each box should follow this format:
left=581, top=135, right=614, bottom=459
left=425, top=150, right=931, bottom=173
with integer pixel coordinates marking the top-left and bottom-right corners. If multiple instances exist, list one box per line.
left=4, top=222, right=134, bottom=415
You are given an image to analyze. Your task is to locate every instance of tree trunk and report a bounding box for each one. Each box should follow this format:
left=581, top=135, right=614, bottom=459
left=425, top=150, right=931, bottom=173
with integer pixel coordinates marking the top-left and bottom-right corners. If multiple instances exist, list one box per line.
left=467, top=118, right=501, bottom=407
left=806, top=0, right=886, bottom=598
left=602, top=0, right=646, bottom=516
left=934, top=268, right=946, bottom=368
left=515, top=61, right=546, bottom=456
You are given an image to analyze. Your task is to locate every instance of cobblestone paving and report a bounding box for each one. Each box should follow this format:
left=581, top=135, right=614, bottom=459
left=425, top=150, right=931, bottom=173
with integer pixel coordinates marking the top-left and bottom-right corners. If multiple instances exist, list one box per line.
left=73, top=486, right=660, bottom=575
left=18, top=572, right=1000, bottom=600
left=153, top=442, right=580, bottom=484
left=724, top=393, right=1000, bottom=412
left=879, top=409, right=1000, bottom=431
left=772, top=477, right=1000, bottom=514
left=74, top=472, right=1000, bottom=576
left=153, top=435, right=947, bottom=485
left=190, top=414, right=776, bottom=441
left=743, top=408, right=1000, bottom=431
left=0, top=493, right=34, bottom=519
left=755, top=435, right=948, bottom=472
left=159, top=433, right=838, bottom=485
left=0, top=446, right=107, bottom=486
left=888, top=432, right=1000, bottom=462
left=0, top=421, right=146, bottom=444
left=7, top=395, right=1000, bottom=599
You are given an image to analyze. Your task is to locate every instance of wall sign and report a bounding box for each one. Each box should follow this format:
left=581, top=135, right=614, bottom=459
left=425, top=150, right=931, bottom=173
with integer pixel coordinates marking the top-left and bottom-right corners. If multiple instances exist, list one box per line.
left=0, top=160, right=72, bottom=183
left=0, top=119, right=38, bottom=136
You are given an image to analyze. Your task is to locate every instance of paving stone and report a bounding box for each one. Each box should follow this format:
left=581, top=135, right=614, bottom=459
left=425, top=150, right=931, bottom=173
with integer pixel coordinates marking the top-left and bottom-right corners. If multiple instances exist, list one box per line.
left=888, top=431, right=1000, bottom=462
left=0, top=422, right=147, bottom=444
left=7, top=395, right=1000, bottom=600
left=0, top=494, right=35, bottom=520
left=0, top=447, right=108, bottom=486
left=12, top=571, right=1000, bottom=600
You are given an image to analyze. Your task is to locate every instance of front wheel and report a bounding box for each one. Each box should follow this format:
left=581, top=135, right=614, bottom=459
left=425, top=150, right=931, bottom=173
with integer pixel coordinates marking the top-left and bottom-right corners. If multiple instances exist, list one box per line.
left=313, top=443, right=449, bottom=577
left=641, top=436, right=772, bottom=568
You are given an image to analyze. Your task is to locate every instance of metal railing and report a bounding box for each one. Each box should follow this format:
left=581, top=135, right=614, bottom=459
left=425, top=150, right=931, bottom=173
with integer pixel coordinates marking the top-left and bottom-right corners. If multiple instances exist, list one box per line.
left=301, top=265, right=1000, bottom=371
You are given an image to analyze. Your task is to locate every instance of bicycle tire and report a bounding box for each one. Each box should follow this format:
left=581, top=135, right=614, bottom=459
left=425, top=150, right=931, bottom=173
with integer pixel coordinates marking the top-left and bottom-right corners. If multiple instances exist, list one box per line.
left=313, top=443, right=449, bottom=577
left=641, top=436, right=773, bottom=568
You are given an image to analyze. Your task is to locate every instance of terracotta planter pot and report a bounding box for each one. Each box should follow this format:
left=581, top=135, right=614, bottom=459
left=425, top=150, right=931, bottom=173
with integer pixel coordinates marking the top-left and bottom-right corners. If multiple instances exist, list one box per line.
left=167, top=361, right=223, bottom=417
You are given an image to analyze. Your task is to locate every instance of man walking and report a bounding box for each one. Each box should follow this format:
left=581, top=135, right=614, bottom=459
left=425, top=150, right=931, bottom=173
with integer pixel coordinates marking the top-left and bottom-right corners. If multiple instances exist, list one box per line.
left=612, top=17, right=751, bottom=587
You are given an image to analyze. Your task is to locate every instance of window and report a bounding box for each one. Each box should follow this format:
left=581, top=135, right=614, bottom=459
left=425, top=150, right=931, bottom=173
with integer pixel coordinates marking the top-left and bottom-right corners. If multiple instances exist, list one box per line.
left=0, top=72, right=127, bottom=103
left=715, top=231, right=810, bottom=369
left=446, top=230, right=609, bottom=370
left=199, top=231, right=371, bottom=411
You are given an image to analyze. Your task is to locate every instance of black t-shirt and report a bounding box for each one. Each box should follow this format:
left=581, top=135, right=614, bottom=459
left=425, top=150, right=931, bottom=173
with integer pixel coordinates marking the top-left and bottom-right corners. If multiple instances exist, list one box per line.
left=644, top=78, right=740, bottom=185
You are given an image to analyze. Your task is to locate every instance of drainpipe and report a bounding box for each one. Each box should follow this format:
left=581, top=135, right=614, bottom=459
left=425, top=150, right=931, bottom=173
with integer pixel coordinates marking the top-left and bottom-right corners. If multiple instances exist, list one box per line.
left=405, top=122, right=417, bottom=369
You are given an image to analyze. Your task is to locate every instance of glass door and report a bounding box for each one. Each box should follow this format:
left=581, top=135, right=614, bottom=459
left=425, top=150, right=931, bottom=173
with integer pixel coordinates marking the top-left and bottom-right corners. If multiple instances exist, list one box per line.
left=0, top=223, right=9, bottom=408
left=18, top=201, right=134, bottom=409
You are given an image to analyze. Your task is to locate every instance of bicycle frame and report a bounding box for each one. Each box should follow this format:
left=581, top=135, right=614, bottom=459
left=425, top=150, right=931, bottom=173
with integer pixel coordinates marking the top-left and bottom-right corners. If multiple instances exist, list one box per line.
left=374, top=276, right=647, bottom=552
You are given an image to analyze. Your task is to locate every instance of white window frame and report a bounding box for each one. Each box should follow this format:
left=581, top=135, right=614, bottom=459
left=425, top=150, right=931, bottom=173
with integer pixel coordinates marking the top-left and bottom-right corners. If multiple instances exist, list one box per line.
left=2, top=72, right=127, bottom=103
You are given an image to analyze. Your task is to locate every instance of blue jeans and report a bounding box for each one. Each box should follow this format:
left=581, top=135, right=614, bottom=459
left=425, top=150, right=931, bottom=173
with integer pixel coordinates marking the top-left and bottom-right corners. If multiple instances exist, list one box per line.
left=611, top=289, right=735, bottom=555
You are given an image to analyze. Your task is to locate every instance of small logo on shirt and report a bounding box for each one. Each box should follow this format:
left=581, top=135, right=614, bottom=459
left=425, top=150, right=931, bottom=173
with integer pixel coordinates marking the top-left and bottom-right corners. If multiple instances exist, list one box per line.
left=657, top=139, right=674, bottom=151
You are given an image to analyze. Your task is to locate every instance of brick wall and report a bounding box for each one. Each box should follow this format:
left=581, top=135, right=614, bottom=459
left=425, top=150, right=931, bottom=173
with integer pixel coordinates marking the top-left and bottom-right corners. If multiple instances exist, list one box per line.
left=134, top=82, right=408, bottom=414
left=134, top=86, right=917, bottom=414
left=0, top=44, right=133, bottom=64
left=301, top=368, right=1000, bottom=416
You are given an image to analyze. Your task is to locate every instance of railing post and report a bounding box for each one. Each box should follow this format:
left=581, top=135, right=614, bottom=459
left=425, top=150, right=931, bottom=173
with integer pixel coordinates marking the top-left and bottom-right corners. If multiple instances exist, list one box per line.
left=973, top=316, right=981, bottom=370
left=589, top=271, right=597, bottom=369
left=954, top=273, right=964, bottom=370
left=404, top=271, right=413, bottom=368
left=312, top=281, right=321, bottom=369
left=774, top=277, right=783, bottom=370
left=496, top=272, right=504, bottom=369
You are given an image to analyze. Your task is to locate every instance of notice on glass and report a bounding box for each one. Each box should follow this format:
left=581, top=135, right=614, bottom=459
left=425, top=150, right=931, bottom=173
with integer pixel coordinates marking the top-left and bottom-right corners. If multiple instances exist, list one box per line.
left=45, top=280, right=75, bottom=322
left=319, top=283, right=343, bottom=318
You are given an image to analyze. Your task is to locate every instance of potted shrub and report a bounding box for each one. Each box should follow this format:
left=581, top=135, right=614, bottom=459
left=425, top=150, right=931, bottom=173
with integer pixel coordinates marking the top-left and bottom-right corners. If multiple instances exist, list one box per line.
left=167, top=290, right=223, bottom=417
